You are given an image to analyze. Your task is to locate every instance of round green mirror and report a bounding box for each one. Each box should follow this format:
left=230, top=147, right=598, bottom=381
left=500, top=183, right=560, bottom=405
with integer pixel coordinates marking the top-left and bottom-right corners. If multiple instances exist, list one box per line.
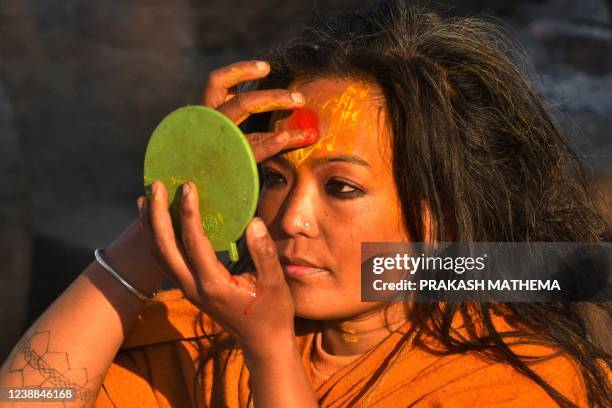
left=143, top=105, right=259, bottom=262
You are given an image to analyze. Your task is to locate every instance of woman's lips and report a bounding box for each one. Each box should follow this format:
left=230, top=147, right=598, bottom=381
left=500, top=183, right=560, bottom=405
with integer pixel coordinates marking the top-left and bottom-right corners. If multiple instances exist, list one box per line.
left=281, top=263, right=329, bottom=279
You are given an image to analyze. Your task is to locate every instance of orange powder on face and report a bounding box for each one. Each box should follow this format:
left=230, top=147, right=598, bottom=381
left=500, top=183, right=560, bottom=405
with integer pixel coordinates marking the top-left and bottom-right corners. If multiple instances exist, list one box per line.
left=320, top=82, right=370, bottom=153
left=282, top=82, right=373, bottom=167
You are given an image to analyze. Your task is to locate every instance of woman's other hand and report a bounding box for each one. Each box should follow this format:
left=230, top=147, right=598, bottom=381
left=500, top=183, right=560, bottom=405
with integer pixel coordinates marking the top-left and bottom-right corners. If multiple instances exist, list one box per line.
left=202, top=60, right=317, bottom=162
left=140, top=180, right=295, bottom=357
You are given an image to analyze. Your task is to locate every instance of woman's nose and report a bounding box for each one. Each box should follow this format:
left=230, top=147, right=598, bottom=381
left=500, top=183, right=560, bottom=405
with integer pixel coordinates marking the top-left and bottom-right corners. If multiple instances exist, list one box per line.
left=279, top=180, right=319, bottom=238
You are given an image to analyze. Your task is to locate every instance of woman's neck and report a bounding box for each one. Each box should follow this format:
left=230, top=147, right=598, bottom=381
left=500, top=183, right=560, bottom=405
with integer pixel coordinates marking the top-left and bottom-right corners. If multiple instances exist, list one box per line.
left=319, top=303, right=408, bottom=356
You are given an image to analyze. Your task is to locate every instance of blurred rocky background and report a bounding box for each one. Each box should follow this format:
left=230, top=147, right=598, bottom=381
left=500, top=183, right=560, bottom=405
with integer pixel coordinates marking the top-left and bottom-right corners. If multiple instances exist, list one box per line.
left=0, top=0, right=611, bottom=361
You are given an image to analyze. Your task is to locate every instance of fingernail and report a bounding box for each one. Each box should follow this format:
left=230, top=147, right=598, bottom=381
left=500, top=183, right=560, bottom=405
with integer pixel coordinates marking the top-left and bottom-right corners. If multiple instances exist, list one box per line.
left=152, top=181, right=158, bottom=198
left=275, top=132, right=289, bottom=145
left=137, top=196, right=144, bottom=211
left=182, top=182, right=190, bottom=197
left=291, top=92, right=304, bottom=104
left=256, top=61, right=268, bottom=71
left=296, top=129, right=318, bottom=147
left=251, top=217, right=268, bottom=238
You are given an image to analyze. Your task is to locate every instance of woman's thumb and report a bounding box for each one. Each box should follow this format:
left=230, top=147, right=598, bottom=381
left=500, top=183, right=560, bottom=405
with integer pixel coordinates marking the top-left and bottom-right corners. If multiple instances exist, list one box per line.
left=245, top=217, right=283, bottom=285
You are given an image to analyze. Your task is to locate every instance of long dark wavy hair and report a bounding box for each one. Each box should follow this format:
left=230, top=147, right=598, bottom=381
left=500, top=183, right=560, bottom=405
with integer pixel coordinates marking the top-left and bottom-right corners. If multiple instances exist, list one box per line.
left=194, top=1, right=611, bottom=406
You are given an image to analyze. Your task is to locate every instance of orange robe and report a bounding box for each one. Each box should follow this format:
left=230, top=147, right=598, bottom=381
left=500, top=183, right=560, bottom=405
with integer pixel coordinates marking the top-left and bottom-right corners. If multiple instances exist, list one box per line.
left=94, top=289, right=588, bottom=407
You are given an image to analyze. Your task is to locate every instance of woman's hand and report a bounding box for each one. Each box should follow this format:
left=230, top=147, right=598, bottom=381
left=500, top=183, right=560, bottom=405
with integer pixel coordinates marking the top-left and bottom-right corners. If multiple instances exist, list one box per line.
left=137, top=60, right=317, bottom=356
left=202, top=60, right=316, bottom=160
left=140, top=178, right=318, bottom=407
left=138, top=61, right=319, bottom=407
left=141, top=181, right=294, bottom=357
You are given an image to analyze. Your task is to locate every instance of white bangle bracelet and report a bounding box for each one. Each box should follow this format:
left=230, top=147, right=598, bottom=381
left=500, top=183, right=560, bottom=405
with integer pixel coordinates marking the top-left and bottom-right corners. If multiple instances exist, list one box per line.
left=94, top=248, right=157, bottom=301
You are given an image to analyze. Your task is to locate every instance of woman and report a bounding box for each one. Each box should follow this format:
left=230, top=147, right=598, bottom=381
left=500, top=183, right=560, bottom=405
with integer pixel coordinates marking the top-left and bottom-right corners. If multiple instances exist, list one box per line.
left=1, top=1, right=610, bottom=407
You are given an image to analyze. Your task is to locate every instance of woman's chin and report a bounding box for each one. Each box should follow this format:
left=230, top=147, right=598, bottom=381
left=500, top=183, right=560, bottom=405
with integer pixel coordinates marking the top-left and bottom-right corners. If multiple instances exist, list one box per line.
left=290, top=290, right=369, bottom=321
left=290, top=288, right=342, bottom=320
left=293, top=306, right=351, bottom=321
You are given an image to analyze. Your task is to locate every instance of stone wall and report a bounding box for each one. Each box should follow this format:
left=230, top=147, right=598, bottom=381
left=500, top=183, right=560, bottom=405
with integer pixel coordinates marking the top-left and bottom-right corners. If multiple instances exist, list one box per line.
left=0, top=0, right=374, bottom=361
left=0, top=81, right=30, bottom=360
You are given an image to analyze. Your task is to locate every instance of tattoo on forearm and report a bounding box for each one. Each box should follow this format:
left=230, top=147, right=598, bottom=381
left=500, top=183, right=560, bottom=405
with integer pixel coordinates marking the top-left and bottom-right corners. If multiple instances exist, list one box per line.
left=8, top=330, right=103, bottom=404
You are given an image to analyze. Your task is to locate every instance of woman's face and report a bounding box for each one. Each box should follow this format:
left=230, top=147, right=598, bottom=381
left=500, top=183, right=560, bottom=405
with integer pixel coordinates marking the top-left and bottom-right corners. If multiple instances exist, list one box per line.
left=258, top=77, right=409, bottom=320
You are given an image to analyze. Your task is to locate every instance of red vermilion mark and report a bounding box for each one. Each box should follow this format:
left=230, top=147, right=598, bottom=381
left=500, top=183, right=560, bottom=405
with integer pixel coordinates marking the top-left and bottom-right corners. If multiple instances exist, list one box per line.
left=287, top=108, right=319, bottom=147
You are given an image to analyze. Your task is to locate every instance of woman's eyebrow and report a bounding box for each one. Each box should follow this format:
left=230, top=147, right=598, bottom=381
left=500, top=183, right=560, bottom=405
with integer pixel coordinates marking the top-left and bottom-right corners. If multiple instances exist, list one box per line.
left=311, top=155, right=371, bottom=168
left=272, top=154, right=371, bottom=169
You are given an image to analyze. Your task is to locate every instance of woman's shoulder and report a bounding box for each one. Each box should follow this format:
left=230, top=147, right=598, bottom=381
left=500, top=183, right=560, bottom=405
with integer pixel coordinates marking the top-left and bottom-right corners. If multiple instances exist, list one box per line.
left=457, top=309, right=592, bottom=406
left=412, top=335, right=590, bottom=406
left=414, top=348, right=590, bottom=407
left=493, top=342, right=589, bottom=405
left=410, top=306, right=594, bottom=406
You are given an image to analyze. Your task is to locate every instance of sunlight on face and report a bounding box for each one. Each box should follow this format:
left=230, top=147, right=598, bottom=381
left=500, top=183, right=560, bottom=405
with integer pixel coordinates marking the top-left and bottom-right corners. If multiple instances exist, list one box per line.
left=259, top=77, right=409, bottom=320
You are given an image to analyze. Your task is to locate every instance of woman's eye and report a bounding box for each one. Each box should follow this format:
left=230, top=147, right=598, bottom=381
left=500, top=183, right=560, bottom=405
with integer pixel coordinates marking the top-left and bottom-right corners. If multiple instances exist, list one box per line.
left=262, top=169, right=286, bottom=188
left=325, top=178, right=364, bottom=199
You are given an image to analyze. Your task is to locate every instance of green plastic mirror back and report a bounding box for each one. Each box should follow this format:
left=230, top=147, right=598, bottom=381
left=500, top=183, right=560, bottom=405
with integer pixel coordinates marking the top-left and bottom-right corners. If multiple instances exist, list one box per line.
left=143, top=105, right=259, bottom=262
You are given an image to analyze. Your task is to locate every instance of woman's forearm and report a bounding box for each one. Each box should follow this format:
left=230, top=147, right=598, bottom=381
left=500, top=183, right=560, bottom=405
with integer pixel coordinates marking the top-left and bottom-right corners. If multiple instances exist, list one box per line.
left=0, top=219, right=164, bottom=408
left=244, top=333, right=319, bottom=408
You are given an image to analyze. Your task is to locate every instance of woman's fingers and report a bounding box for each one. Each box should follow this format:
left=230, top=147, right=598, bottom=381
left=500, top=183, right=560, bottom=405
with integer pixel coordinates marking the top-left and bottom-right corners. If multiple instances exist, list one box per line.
left=217, top=89, right=305, bottom=124
left=203, top=60, right=270, bottom=108
left=137, top=196, right=168, bottom=275
left=143, top=180, right=251, bottom=306
left=247, top=129, right=318, bottom=163
left=245, top=217, right=284, bottom=286
left=147, top=180, right=201, bottom=294
left=178, top=181, right=229, bottom=288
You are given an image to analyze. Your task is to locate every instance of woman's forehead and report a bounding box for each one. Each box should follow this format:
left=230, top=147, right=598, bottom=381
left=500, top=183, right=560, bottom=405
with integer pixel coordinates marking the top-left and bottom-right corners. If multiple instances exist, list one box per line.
left=288, top=77, right=385, bottom=107
left=273, top=77, right=391, bottom=168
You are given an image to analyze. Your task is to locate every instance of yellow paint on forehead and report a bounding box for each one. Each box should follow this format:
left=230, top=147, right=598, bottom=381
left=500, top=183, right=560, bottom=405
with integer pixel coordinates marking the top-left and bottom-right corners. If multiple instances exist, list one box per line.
left=280, top=80, right=378, bottom=167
